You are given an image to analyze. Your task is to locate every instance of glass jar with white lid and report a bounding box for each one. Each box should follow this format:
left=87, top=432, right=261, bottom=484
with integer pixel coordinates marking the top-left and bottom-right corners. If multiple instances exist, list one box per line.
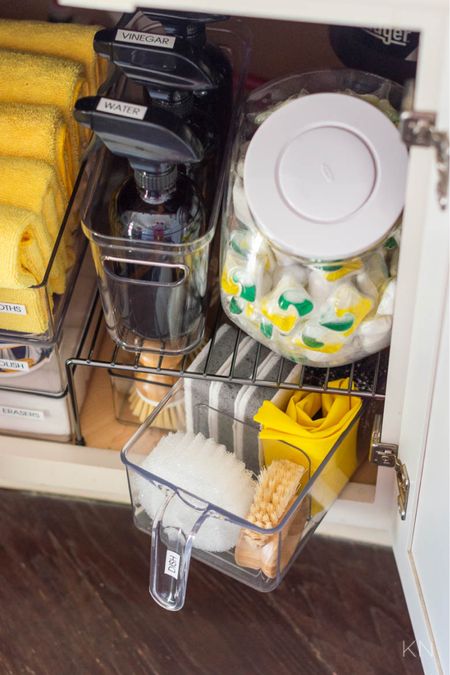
left=220, top=69, right=407, bottom=367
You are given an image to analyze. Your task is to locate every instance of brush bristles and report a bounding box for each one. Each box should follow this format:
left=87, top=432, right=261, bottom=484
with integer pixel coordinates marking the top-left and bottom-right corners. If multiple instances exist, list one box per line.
left=127, top=342, right=205, bottom=425
left=128, top=388, right=184, bottom=430
left=246, top=460, right=305, bottom=540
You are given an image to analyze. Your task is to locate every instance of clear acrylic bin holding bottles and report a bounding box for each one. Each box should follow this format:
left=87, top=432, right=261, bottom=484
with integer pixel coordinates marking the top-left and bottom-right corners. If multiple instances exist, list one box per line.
left=121, top=379, right=365, bottom=611
left=81, top=26, right=250, bottom=355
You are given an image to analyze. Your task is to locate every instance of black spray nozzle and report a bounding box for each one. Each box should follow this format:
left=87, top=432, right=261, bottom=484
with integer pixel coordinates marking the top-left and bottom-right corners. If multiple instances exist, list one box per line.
left=139, top=10, right=228, bottom=44
left=74, top=96, right=203, bottom=176
left=148, top=89, right=194, bottom=118
left=94, top=27, right=219, bottom=92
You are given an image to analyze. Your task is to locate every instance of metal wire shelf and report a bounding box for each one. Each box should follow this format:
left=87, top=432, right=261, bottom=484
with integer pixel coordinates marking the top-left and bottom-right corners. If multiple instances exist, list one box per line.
left=67, top=299, right=389, bottom=444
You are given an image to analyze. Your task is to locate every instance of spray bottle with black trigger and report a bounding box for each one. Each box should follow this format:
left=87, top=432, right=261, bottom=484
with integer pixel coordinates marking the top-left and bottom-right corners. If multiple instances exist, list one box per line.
left=126, top=10, right=233, bottom=126
left=94, top=25, right=223, bottom=214
left=74, top=95, right=206, bottom=346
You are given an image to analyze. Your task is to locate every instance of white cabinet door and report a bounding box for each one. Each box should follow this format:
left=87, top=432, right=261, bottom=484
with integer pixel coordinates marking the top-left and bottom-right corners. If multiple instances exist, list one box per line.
left=389, top=44, right=449, bottom=675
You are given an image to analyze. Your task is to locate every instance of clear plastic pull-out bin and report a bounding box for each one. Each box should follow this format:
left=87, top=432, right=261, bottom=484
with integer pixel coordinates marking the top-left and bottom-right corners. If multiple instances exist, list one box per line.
left=81, top=26, right=250, bottom=355
left=0, top=246, right=96, bottom=395
left=220, top=70, right=407, bottom=368
left=121, top=379, right=365, bottom=611
left=0, top=248, right=97, bottom=441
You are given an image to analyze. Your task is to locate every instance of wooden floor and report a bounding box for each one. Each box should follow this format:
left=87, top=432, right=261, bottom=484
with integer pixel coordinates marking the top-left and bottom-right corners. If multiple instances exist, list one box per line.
left=0, top=490, right=423, bottom=675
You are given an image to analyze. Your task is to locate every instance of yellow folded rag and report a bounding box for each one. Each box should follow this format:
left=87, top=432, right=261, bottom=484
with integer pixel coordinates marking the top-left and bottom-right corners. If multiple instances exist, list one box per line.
left=0, top=20, right=105, bottom=95
left=0, top=49, right=88, bottom=164
left=0, top=157, right=71, bottom=292
left=0, top=103, right=75, bottom=193
left=254, top=379, right=362, bottom=514
left=0, top=205, right=55, bottom=334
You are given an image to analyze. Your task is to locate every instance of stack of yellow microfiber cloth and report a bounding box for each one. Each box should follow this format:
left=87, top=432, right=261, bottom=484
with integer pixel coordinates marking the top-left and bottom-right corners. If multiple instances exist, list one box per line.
left=0, top=19, right=104, bottom=335
left=0, top=205, right=56, bottom=334
left=0, top=20, right=107, bottom=96
left=0, top=103, right=75, bottom=192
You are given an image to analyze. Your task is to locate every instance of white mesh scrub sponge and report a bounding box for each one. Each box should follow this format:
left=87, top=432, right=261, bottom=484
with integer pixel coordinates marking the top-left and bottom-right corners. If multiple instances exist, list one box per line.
left=137, top=431, right=256, bottom=552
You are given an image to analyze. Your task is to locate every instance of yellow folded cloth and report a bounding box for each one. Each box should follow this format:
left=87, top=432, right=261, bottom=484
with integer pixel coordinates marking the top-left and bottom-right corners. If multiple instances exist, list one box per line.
left=254, top=379, right=362, bottom=513
left=0, top=157, right=71, bottom=293
left=0, top=49, right=88, bottom=164
left=0, top=205, right=55, bottom=334
left=0, top=103, right=75, bottom=193
left=0, top=20, right=105, bottom=95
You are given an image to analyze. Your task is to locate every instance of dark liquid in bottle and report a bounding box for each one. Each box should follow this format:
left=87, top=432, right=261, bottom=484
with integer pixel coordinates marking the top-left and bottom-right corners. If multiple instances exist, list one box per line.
left=107, top=174, right=205, bottom=344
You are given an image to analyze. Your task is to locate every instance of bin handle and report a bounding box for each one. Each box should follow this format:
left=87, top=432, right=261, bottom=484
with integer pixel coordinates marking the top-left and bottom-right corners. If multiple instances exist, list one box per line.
left=149, top=491, right=209, bottom=611
left=102, top=255, right=189, bottom=287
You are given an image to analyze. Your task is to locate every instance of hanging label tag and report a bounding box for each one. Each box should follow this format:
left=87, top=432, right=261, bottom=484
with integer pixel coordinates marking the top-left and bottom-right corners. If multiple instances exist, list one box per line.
left=0, top=303, right=27, bottom=315
left=96, top=98, right=148, bottom=120
left=0, top=405, right=44, bottom=420
left=164, top=550, right=181, bottom=579
left=0, top=359, right=30, bottom=372
left=115, top=29, right=176, bottom=49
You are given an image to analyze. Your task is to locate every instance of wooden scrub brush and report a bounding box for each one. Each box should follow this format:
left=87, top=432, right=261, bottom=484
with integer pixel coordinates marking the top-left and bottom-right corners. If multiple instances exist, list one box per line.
left=128, top=342, right=203, bottom=429
left=234, top=459, right=309, bottom=578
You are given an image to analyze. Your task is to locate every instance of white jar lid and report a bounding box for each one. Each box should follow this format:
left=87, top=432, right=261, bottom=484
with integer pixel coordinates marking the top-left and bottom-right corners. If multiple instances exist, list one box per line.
left=243, top=93, right=408, bottom=261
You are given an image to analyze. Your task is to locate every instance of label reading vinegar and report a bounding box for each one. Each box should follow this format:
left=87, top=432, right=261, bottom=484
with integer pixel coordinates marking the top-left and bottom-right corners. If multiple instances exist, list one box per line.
left=96, top=97, right=148, bottom=120
left=115, top=29, right=176, bottom=49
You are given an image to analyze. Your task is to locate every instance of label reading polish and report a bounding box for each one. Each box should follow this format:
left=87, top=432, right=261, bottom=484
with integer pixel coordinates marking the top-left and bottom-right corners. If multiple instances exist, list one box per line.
left=115, top=29, right=176, bottom=49
left=0, top=303, right=27, bottom=315
left=96, top=98, right=148, bottom=120
left=0, top=359, right=29, bottom=372
left=164, top=550, right=181, bottom=579
left=0, top=405, right=44, bottom=420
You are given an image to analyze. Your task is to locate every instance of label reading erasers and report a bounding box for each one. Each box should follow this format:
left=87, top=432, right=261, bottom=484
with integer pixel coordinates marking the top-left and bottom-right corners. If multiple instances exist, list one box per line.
left=0, top=359, right=29, bottom=372
left=96, top=98, right=148, bottom=120
left=0, top=405, right=44, bottom=420
left=0, top=303, right=27, bottom=315
left=115, top=29, right=176, bottom=49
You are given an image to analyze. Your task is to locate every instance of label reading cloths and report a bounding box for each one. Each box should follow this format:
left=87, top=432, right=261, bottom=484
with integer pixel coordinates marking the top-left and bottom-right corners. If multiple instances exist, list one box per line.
left=0, top=405, right=44, bottom=420
left=0, top=359, right=29, bottom=372
left=164, top=550, right=181, bottom=579
left=115, top=29, right=176, bottom=49
left=96, top=98, right=148, bottom=120
left=0, top=303, right=27, bottom=315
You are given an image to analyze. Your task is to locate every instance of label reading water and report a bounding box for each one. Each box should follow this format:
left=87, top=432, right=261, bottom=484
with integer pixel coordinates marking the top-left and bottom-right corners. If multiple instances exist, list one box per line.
left=0, top=405, right=44, bottom=420
left=0, top=359, right=29, bottom=372
left=96, top=98, right=148, bottom=120
left=164, top=550, right=181, bottom=579
left=115, top=29, right=176, bottom=49
left=0, top=303, right=27, bottom=315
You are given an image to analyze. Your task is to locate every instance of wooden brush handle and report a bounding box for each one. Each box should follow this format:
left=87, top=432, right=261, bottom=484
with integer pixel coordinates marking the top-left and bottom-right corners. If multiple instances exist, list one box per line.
left=234, top=496, right=310, bottom=578
left=135, top=343, right=183, bottom=403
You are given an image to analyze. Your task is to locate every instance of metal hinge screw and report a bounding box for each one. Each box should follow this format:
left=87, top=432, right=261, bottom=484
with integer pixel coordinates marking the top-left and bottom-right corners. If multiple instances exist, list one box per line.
left=370, top=414, right=410, bottom=520
left=400, top=110, right=449, bottom=210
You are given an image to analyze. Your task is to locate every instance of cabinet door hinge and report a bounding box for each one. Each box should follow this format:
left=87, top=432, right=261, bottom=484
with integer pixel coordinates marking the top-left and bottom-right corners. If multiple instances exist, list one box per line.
left=370, top=414, right=410, bottom=520
left=400, top=109, right=449, bottom=211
